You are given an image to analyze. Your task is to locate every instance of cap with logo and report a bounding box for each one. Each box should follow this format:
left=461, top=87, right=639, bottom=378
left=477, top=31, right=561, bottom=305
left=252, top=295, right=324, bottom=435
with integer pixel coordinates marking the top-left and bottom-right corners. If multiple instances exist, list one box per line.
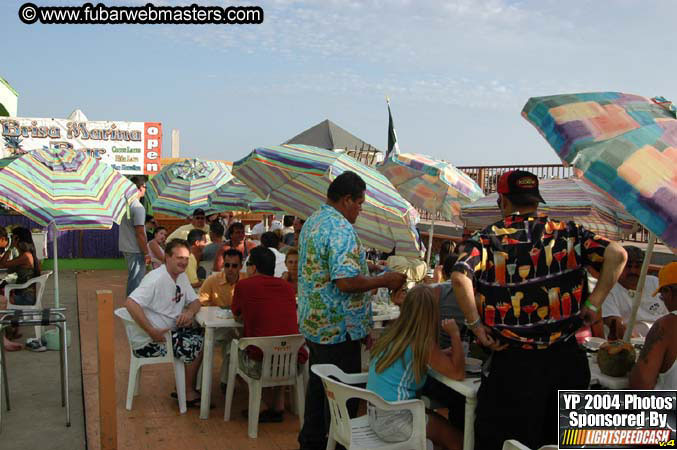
left=496, top=170, right=546, bottom=204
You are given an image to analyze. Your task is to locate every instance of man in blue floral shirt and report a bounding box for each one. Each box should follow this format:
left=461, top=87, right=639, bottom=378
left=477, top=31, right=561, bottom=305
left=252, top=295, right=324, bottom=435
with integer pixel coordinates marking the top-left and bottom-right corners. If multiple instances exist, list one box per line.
left=297, top=171, right=406, bottom=450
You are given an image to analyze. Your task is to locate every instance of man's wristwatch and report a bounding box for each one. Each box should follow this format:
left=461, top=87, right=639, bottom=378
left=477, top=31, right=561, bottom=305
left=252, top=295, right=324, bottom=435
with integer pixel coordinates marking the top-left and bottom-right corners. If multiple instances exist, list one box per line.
left=464, top=317, right=482, bottom=330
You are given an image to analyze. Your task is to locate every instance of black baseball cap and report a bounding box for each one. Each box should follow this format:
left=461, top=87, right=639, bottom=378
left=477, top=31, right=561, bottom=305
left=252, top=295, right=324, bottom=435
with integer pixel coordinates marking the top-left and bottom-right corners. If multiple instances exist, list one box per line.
left=192, top=208, right=206, bottom=217
left=497, top=170, right=546, bottom=204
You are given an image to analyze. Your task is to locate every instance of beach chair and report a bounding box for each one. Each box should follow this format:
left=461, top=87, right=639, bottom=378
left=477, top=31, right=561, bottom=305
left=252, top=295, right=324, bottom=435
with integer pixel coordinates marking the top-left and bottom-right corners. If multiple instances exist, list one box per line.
left=224, top=334, right=306, bottom=438
left=312, top=364, right=430, bottom=450
left=4, top=271, right=52, bottom=340
left=114, top=308, right=188, bottom=414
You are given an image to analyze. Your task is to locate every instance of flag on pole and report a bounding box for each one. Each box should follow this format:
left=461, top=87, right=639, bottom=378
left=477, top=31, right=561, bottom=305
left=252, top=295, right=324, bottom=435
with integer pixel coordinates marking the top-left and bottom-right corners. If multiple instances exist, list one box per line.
left=386, top=97, right=400, bottom=159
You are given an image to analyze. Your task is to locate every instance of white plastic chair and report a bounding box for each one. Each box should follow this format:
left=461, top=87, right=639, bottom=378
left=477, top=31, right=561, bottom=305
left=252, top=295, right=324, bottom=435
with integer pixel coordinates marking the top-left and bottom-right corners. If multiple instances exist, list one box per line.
left=503, top=440, right=558, bottom=450
left=4, top=271, right=52, bottom=340
left=224, top=334, right=306, bottom=438
left=312, top=364, right=429, bottom=450
left=114, top=308, right=188, bottom=414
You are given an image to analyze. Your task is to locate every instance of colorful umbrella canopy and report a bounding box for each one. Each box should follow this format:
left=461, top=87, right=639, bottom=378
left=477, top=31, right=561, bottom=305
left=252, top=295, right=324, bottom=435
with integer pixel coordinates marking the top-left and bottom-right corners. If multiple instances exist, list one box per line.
left=522, top=92, right=677, bottom=250
left=232, top=144, right=422, bottom=258
left=208, top=179, right=285, bottom=214
left=461, top=178, right=638, bottom=240
left=522, top=91, right=677, bottom=342
left=208, top=179, right=253, bottom=213
left=249, top=198, right=284, bottom=214
left=0, top=147, right=138, bottom=230
left=0, top=147, right=140, bottom=307
left=377, top=152, right=484, bottom=223
left=146, top=158, right=232, bottom=218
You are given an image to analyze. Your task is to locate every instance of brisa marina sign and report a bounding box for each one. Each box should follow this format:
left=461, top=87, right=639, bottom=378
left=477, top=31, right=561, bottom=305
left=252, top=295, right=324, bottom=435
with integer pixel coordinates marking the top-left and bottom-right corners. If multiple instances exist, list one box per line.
left=1, top=117, right=162, bottom=175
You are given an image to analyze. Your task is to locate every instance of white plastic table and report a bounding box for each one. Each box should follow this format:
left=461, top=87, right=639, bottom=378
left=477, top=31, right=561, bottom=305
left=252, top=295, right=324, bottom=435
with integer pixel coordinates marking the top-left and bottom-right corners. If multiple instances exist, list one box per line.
left=428, top=369, right=481, bottom=450
left=195, top=306, right=243, bottom=419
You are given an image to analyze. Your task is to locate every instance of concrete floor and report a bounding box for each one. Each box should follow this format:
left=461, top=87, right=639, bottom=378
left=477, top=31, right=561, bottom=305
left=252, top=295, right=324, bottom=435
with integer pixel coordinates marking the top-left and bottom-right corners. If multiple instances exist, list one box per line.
left=1, top=270, right=86, bottom=450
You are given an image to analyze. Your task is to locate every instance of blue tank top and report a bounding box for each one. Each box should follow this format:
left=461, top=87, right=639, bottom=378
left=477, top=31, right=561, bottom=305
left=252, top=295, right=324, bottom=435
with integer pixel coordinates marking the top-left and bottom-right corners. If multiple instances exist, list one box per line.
left=367, top=346, right=427, bottom=402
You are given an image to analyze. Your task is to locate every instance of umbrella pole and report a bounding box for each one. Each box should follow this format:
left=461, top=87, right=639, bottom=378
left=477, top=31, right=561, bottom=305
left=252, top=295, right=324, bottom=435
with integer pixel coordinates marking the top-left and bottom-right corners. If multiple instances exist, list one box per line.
left=426, top=218, right=435, bottom=267
left=52, top=222, right=60, bottom=308
left=623, top=232, right=655, bottom=342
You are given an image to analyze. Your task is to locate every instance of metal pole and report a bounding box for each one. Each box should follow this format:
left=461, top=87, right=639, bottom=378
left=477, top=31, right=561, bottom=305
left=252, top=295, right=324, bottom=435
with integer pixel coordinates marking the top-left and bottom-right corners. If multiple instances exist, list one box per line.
left=426, top=217, right=435, bottom=267
left=623, top=232, right=656, bottom=342
left=52, top=222, right=60, bottom=308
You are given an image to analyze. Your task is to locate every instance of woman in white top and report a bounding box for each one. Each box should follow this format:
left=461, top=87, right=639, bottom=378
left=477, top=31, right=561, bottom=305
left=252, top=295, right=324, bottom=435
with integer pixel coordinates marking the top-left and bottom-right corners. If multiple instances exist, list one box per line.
left=147, top=226, right=167, bottom=269
left=629, top=263, right=677, bottom=389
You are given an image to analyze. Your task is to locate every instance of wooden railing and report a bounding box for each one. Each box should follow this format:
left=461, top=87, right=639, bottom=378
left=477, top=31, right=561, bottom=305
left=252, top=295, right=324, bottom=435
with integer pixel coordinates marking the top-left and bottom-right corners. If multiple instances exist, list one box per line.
left=458, top=164, right=574, bottom=195
left=414, top=163, right=651, bottom=244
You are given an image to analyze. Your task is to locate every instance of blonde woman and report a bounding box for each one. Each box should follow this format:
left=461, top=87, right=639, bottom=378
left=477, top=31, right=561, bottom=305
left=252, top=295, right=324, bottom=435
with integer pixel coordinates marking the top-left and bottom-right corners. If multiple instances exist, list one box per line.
left=367, top=285, right=465, bottom=450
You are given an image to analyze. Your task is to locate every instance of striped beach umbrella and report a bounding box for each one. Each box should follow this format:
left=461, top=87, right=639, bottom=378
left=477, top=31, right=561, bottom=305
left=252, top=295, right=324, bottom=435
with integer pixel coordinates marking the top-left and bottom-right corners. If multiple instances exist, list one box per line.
left=461, top=178, right=638, bottom=241
left=378, top=152, right=484, bottom=264
left=249, top=198, right=284, bottom=214
left=208, top=178, right=284, bottom=214
left=522, top=91, right=677, bottom=341
left=208, top=179, right=252, bottom=213
left=146, top=158, right=232, bottom=218
left=232, top=144, right=422, bottom=258
left=0, top=147, right=139, bottom=306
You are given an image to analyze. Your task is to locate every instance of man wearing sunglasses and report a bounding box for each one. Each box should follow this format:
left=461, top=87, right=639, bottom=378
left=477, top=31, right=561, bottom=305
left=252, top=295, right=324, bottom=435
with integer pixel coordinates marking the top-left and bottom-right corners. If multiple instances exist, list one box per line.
left=125, top=239, right=204, bottom=408
left=602, top=246, right=669, bottom=339
left=630, top=261, right=677, bottom=389
left=199, top=248, right=246, bottom=388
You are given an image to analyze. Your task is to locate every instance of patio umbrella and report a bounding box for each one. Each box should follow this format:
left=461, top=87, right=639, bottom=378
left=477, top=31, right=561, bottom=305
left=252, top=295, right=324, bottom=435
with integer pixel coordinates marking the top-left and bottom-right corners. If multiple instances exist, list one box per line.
left=249, top=199, right=284, bottom=214
left=208, top=179, right=285, bottom=214
left=522, top=91, right=677, bottom=341
left=377, top=152, right=484, bottom=265
left=461, top=178, right=638, bottom=240
left=232, top=144, right=422, bottom=258
left=146, top=158, right=232, bottom=218
left=208, top=179, right=254, bottom=213
left=0, top=147, right=139, bottom=307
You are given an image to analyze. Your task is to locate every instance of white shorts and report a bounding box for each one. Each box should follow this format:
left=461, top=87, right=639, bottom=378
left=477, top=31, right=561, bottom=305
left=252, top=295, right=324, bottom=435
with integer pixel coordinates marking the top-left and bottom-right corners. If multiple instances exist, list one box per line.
left=368, top=403, right=427, bottom=443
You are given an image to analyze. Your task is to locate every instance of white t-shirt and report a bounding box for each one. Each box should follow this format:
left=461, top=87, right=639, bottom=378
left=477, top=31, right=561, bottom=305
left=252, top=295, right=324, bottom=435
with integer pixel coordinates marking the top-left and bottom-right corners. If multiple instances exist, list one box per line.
left=241, top=247, right=287, bottom=277
left=602, top=276, right=668, bottom=337
left=127, top=265, right=198, bottom=349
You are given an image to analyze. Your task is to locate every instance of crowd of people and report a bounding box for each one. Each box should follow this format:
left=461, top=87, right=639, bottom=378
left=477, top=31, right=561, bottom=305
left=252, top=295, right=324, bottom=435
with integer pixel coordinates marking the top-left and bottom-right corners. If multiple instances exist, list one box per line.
left=113, top=169, right=675, bottom=450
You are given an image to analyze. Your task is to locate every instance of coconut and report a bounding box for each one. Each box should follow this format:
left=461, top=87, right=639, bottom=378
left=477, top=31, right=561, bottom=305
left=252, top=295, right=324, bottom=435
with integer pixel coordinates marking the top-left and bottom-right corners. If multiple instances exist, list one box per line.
left=597, top=340, right=636, bottom=377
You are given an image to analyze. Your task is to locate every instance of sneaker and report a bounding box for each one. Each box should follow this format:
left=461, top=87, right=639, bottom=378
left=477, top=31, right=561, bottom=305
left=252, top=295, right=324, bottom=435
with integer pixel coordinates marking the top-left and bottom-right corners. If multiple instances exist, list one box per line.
left=26, top=338, right=47, bottom=352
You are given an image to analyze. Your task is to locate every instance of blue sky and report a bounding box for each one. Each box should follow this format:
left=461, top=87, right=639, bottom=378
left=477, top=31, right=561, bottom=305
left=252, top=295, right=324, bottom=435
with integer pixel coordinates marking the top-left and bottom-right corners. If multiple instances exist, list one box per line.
left=3, top=0, right=676, bottom=166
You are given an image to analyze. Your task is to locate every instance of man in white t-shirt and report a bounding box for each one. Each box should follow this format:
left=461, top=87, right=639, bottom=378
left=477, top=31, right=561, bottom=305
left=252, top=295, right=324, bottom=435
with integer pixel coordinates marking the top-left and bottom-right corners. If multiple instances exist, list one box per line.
left=124, top=239, right=204, bottom=406
left=602, top=246, right=668, bottom=338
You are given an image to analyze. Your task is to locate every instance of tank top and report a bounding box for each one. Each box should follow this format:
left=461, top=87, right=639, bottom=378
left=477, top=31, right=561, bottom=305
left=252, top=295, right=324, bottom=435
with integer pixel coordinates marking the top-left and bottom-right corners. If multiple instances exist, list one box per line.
left=367, top=346, right=426, bottom=402
left=655, top=311, right=677, bottom=390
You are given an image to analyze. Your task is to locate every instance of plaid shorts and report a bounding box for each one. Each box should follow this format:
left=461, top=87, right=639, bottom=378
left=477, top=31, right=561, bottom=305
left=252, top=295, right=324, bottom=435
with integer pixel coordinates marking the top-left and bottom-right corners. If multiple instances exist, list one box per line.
left=133, top=327, right=204, bottom=364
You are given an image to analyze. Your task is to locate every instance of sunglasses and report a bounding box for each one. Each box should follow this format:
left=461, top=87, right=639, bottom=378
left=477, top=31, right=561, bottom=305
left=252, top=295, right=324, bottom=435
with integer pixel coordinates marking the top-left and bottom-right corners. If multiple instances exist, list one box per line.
left=246, top=261, right=254, bottom=267
left=194, top=216, right=206, bottom=220
left=223, top=263, right=240, bottom=268
left=173, top=285, right=183, bottom=303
